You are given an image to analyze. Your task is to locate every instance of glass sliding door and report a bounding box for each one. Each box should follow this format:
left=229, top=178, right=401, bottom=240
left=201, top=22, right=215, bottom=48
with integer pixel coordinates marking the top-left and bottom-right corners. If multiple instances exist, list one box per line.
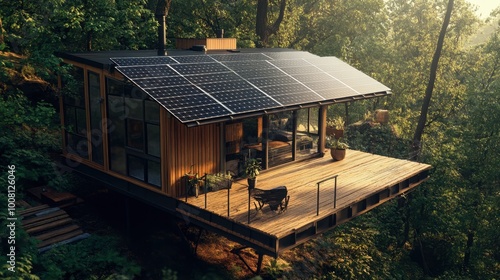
left=296, top=108, right=319, bottom=160
left=268, top=111, right=294, bottom=167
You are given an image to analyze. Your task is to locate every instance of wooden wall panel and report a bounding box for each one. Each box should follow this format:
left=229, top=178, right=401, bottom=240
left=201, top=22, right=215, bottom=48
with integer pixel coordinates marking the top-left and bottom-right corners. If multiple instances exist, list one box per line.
left=165, top=114, right=221, bottom=197
left=206, top=38, right=237, bottom=50
left=175, top=38, right=237, bottom=50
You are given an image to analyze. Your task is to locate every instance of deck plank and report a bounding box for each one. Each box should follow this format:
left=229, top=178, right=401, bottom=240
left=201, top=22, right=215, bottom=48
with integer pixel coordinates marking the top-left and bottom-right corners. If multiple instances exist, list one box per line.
left=184, top=150, right=431, bottom=239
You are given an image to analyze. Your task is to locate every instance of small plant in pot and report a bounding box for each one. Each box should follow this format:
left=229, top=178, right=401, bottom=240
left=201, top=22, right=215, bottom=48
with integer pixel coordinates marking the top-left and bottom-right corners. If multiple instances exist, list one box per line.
left=244, top=158, right=262, bottom=189
left=326, top=116, right=345, bottom=139
left=326, top=136, right=349, bottom=161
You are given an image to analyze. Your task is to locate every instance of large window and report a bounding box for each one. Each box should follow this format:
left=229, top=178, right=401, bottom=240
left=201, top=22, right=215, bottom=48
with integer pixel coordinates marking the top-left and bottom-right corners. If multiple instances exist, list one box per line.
left=88, top=71, right=104, bottom=164
left=107, top=78, right=161, bottom=188
left=63, top=67, right=88, bottom=159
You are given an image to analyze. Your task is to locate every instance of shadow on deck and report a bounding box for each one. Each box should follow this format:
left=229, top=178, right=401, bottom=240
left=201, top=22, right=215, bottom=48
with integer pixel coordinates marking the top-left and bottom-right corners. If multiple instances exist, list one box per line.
left=177, top=150, right=431, bottom=257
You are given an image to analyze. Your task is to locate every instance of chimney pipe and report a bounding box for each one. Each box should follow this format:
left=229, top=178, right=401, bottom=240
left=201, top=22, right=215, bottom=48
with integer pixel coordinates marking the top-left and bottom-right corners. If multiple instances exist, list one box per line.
left=216, top=29, right=224, bottom=38
left=156, top=15, right=166, bottom=56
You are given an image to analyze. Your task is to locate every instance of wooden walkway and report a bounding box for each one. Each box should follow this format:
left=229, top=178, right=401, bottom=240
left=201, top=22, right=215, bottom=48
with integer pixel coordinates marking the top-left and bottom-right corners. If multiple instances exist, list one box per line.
left=20, top=204, right=90, bottom=252
left=180, top=150, right=431, bottom=256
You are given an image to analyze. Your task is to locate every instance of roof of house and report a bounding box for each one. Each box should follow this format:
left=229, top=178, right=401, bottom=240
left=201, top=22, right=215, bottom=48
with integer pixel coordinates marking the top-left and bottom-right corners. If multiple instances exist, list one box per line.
left=59, top=49, right=391, bottom=127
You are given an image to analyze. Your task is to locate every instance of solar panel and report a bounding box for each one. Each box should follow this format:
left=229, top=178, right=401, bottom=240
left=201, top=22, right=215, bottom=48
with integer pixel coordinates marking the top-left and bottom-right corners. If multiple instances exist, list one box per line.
left=111, top=56, right=176, bottom=66
left=247, top=76, right=298, bottom=87
left=224, top=97, right=280, bottom=113
left=211, top=88, right=271, bottom=102
left=222, top=60, right=275, bottom=71
left=170, top=103, right=232, bottom=122
left=269, top=59, right=310, bottom=68
left=315, top=88, right=361, bottom=99
left=236, top=68, right=285, bottom=79
left=157, top=94, right=217, bottom=110
left=264, top=52, right=318, bottom=60
left=292, top=73, right=335, bottom=83
left=197, top=80, right=253, bottom=93
left=211, top=53, right=270, bottom=62
left=148, top=85, right=203, bottom=98
left=170, top=63, right=229, bottom=75
left=260, top=84, right=314, bottom=97
left=279, top=66, right=324, bottom=75
left=172, top=55, right=215, bottom=64
left=116, top=65, right=177, bottom=79
left=185, top=72, right=241, bottom=84
left=302, top=80, right=352, bottom=92
left=111, top=51, right=391, bottom=124
left=273, top=91, right=321, bottom=106
left=134, top=76, right=191, bottom=89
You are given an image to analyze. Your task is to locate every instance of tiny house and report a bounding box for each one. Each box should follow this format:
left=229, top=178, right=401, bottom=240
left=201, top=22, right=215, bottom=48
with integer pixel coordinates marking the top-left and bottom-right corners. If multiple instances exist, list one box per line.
left=57, top=39, right=431, bottom=261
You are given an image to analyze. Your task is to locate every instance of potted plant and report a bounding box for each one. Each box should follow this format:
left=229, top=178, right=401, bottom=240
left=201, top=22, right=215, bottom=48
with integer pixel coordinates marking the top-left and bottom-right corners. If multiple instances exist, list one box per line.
left=326, top=137, right=349, bottom=161
left=326, top=116, right=345, bottom=139
left=244, top=158, right=262, bottom=189
left=206, top=171, right=233, bottom=191
left=185, top=172, right=201, bottom=197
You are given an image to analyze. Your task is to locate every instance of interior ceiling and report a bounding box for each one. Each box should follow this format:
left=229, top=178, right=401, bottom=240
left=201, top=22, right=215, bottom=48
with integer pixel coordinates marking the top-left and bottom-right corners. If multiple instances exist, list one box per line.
left=111, top=51, right=391, bottom=126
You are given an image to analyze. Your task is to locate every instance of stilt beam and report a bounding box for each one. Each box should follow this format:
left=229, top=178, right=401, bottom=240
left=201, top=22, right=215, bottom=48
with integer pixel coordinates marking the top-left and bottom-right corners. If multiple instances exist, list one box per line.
left=170, top=219, right=196, bottom=255
left=194, top=228, right=203, bottom=254
left=256, top=252, right=264, bottom=274
left=231, top=246, right=265, bottom=275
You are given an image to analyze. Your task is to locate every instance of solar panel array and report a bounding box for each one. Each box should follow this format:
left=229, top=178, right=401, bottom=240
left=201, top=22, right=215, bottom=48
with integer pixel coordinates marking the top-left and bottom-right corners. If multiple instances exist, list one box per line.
left=111, top=51, right=390, bottom=124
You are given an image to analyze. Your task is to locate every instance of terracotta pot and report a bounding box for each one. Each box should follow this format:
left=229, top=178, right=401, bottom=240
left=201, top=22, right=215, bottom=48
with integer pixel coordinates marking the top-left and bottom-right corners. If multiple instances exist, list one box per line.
left=330, top=149, right=346, bottom=161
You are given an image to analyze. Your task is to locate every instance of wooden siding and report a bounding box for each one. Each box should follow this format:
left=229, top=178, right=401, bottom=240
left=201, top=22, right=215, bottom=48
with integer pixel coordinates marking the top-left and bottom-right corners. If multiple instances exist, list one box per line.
left=175, top=38, right=237, bottom=50
left=165, top=114, right=222, bottom=197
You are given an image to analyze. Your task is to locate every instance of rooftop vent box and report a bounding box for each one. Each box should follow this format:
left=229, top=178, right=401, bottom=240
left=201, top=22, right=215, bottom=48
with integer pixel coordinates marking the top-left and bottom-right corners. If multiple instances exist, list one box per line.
left=176, top=38, right=237, bottom=50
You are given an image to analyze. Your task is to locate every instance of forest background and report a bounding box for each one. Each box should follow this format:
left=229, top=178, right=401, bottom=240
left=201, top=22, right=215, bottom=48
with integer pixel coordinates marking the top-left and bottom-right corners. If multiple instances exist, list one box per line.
left=0, top=0, right=499, bottom=279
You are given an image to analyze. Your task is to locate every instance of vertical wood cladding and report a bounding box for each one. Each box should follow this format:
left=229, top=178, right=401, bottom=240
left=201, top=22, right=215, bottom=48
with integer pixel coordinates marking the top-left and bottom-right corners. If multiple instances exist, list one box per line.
left=165, top=114, right=221, bottom=197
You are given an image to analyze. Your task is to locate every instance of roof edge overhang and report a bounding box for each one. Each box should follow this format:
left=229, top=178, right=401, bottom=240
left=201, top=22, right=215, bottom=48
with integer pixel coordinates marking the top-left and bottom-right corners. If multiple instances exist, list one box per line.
left=181, top=90, right=392, bottom=127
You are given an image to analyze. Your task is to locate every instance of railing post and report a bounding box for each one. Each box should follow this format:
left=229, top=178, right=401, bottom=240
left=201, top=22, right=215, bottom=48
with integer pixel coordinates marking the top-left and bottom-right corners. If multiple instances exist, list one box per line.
left=248, top=188, right=251, bottom=224
left=316, top=182, right=320, bottom=216
left=316, top=174, right=339, bottom=216
left=227, top=187, right=230, bottom=217
left=204, top=173, right=208, bottom=209
left=334, top=176, right=337, bottom=209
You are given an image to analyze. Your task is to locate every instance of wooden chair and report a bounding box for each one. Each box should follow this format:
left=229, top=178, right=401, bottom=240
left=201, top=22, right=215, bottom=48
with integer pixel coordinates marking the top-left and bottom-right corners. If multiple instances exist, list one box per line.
left=252, top=186, right=289, bottom=213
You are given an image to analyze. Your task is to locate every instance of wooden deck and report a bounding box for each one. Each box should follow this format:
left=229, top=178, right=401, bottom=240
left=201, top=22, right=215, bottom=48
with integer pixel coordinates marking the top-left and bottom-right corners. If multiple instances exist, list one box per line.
left=178, top=150, right=431, bottom=257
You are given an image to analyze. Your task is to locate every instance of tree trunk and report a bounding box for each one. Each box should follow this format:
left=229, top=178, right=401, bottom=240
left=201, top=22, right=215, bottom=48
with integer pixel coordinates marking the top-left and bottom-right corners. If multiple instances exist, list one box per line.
left=412, top=0, right=454, bottom=160
left=255, top=0, right=286, bottom=47
left=86, top=32, right=92, bottom=51
left=462, top=230, right=474, bottom=271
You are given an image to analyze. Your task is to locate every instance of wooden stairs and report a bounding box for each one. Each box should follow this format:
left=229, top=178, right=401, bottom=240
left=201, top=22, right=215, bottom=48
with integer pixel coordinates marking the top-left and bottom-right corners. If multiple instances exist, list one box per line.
left=19, top=204, right=90, bottom=252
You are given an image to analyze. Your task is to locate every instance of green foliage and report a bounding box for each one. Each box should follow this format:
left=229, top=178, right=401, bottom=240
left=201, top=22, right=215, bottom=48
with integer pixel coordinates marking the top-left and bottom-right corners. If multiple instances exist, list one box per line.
left=263, top=258, right=291, bottom=279
left=0, top=94, right=67, bottom=190
left=0, top=191, right=40, bottom=279
left=347, top=122, right=411, bottom=158
left=0, top=0, right=156, bottom=53
left=244, top=158, right=262, bottom=179
left=168, top=0, right=257, bottom=44
left=0, top=255, right=40, bottom=280
left=36, top=235, right=141, bottom=279
left=325, top=137, right=349, bottom=150
left=299, top=222, right=393, bottom=280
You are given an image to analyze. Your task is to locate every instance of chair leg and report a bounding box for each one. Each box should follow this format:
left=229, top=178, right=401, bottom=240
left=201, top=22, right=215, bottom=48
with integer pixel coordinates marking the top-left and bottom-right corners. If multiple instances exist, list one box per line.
left=281, top=195, right=290, bottom=212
